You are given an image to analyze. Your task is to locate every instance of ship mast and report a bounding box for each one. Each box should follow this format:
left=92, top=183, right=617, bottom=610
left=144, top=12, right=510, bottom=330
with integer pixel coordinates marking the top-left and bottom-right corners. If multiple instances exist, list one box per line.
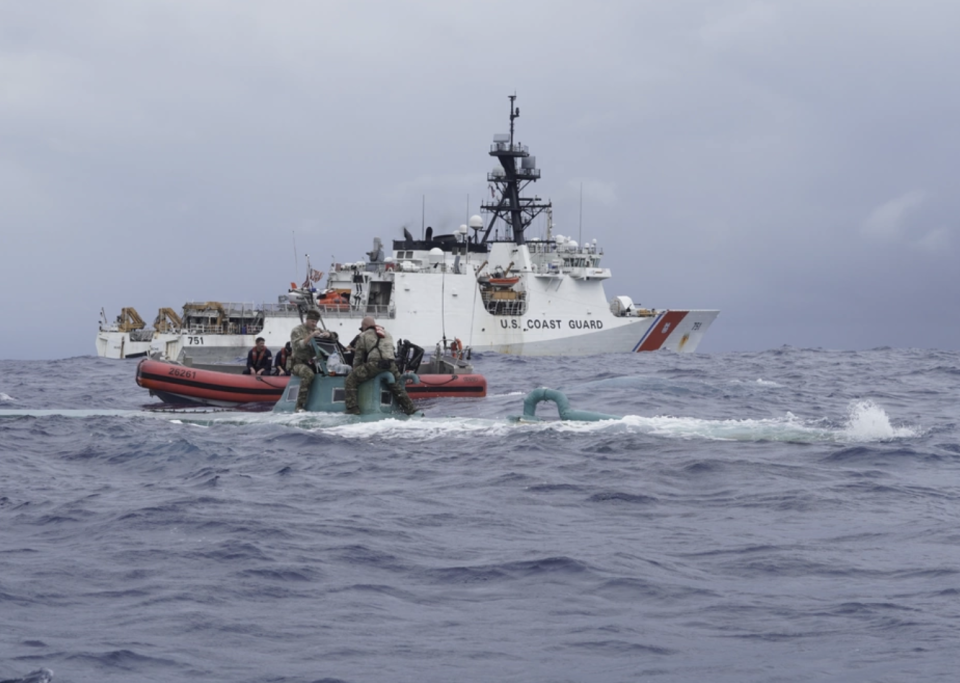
left=479, top=95, right=551, bottom=245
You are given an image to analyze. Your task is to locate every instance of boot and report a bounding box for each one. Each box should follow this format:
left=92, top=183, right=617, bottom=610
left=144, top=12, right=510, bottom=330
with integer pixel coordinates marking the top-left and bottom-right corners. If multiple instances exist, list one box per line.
left=295, top=387, right=310, bottom=413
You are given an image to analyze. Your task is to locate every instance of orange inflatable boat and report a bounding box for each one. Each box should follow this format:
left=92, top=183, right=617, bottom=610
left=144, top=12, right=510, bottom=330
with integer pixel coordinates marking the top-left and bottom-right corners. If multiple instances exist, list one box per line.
left=136, top=358, right=487, bottom=408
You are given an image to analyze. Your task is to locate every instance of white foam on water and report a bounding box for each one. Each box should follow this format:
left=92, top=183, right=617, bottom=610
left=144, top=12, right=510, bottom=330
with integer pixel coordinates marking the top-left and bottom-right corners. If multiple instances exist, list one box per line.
left=611, top=401, right=918, bottom=444
left=0, top=392, right=15, bottom=402
left=318, top=416, right=518, bottom=439
left=161, top=410, right=352, bottom=429
left=0, top=400, right=919, bottom=444
left=310, top=412, right=831, bottom=443
left=727, top=378, right=783, bottom=388
left=0, top=409, right=143, bottom=418
left=840, top=399, right=919, bottom=441
left=755, top=378, right=782, bottom=387
left=619, top=412, right=830, bottom=443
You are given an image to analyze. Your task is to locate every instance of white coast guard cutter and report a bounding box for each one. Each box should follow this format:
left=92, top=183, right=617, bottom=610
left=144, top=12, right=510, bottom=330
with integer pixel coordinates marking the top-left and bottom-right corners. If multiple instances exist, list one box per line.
left=99, top=96, right=718, bottom=362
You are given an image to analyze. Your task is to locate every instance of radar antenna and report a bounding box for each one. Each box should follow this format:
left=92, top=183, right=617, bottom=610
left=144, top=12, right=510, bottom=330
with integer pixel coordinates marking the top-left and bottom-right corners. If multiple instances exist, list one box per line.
left=479, top=94, right=551, bottom=245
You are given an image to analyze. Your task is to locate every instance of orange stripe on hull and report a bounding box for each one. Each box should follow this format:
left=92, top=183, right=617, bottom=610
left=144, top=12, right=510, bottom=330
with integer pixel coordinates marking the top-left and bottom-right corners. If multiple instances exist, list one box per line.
left=637, top=311, right=689, bottom=352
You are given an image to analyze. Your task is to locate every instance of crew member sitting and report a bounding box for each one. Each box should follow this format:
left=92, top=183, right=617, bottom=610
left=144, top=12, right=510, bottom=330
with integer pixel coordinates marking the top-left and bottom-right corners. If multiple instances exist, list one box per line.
left=274, top=342, right=292, bottom=376
left=289, top=309, right=337, bottom=412
left=344, top=316, right=418, bottom=416
left=343, top=334, right=360, bottom=366
left=244, top=337, right=273, bottom=376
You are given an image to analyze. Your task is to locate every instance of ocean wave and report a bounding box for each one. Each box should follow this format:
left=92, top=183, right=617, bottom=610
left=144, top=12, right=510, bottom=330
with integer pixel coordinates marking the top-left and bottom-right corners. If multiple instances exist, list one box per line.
left=0, top=397, right=920, bottom=445
left=0, top=669, right=53, bottom=683
left=2, top=351, right=958, bottom=683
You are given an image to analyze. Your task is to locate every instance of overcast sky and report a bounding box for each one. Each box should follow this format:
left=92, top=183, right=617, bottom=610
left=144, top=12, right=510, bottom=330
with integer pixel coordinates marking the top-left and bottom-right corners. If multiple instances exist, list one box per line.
left=2, top=0, right=958, bottom=360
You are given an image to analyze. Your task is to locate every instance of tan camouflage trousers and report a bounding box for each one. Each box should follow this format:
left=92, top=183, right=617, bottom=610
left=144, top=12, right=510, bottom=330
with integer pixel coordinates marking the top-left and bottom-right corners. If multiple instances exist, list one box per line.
left=290, top=362, right=316, bottom=411
left=344, top=361, right=417, bottom=415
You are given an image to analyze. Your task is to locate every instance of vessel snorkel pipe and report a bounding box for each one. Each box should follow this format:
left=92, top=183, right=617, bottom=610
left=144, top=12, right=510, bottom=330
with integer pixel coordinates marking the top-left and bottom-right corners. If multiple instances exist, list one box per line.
left=521, top=388, right=620, bottom=422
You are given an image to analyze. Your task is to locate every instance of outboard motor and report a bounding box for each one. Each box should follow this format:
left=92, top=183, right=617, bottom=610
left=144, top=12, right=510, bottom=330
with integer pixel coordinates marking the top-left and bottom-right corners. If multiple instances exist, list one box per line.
left=395, top=339, right=424, bottom=374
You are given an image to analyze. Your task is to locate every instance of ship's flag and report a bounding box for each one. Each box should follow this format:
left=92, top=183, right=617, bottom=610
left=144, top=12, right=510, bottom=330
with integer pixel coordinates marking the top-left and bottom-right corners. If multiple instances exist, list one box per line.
left=309, top=268, right=324, bottom=283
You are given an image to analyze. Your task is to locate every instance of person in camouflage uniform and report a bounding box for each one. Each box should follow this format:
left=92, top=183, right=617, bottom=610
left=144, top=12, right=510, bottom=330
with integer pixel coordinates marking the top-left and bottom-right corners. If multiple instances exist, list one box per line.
left=344, top=316, right=417, bottom=415
left=289, top=309, right=336, bottom=412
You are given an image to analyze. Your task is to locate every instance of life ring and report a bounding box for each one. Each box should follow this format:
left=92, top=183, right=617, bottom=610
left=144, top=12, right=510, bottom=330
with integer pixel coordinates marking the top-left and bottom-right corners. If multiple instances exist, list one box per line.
left=450, top=338, right=463, bottom=359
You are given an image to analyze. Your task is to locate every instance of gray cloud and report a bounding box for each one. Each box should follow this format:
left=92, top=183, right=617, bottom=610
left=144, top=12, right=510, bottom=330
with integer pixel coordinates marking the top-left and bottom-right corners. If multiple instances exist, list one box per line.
left=2, top=0, right=959, bottom=358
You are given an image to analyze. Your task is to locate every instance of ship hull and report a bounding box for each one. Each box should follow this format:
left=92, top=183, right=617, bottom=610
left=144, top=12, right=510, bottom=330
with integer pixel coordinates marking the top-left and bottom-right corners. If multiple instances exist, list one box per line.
left=96, top=330, right=180, bottom=359
left=162, top=313, right=717, bottom=362
left=161, top=251, right=718, bottom=363
left=163, top=289, right=718, bottom=363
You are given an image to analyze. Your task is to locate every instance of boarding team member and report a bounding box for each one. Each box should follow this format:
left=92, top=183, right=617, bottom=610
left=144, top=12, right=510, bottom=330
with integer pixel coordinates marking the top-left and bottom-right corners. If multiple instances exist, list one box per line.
left=243, top=337, right=272, bottom=376
left=289, top=309, right=335, bottom=412
left=274, top=342, right=292, bottom=376
left=344, top=316, right=417, bottom=416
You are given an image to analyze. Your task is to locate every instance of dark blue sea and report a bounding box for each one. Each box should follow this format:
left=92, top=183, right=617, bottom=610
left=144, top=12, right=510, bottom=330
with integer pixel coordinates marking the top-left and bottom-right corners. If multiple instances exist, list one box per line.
left=2, top=348, right=958, bottom=683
